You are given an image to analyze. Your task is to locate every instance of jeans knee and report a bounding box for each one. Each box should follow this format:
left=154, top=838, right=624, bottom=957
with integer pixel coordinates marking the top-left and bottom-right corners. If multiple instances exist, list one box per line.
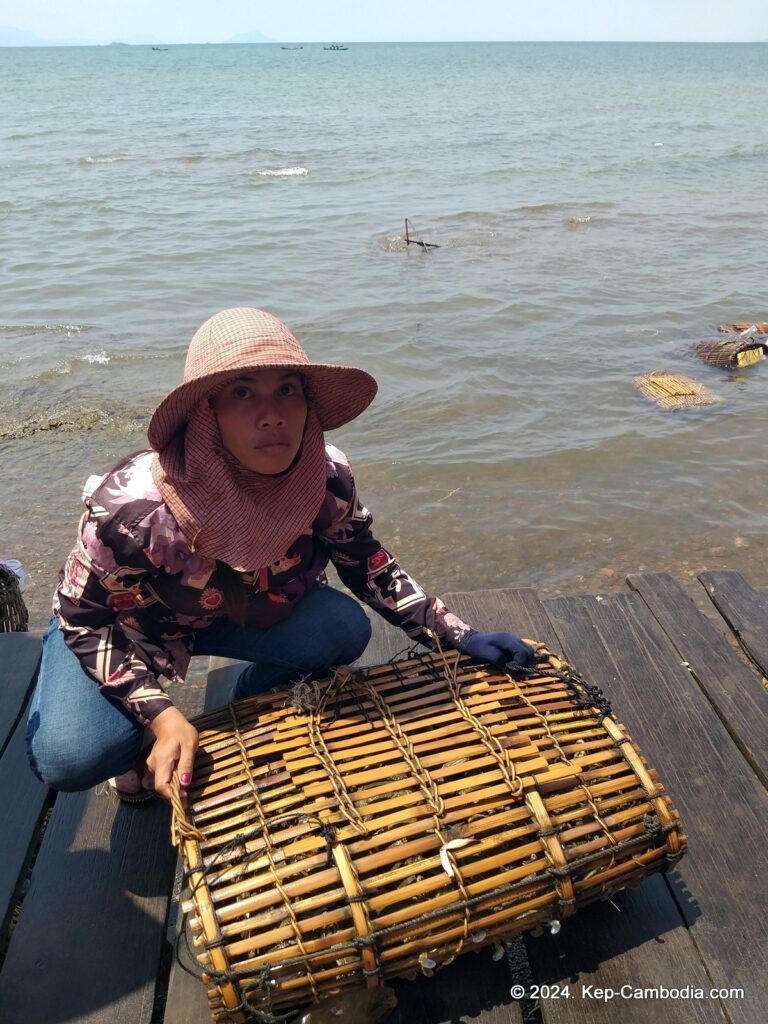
left=26, top=709, right=137, bottom=791
left=340, top=601, right=372, bottom=662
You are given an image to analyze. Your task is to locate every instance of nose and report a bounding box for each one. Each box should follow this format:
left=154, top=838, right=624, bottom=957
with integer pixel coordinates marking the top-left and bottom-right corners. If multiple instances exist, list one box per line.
left=255, top=398, right=285, bottom=429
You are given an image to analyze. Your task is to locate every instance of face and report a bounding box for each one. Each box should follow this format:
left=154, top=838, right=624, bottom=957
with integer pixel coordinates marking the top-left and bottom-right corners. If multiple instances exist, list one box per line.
left=211, top=369, right=308, bottom=475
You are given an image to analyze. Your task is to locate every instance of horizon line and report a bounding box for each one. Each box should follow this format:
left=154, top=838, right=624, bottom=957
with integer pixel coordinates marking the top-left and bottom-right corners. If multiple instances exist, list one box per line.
left=2, top=38, right=766, bottom=47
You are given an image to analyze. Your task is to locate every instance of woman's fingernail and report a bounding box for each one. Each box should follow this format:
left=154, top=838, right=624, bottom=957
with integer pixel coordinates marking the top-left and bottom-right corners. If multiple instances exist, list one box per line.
left=180, top=772, right=191, bottom=786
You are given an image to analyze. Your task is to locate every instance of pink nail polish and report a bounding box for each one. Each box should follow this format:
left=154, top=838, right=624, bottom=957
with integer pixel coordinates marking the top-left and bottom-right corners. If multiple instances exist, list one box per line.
left=180, top=772, right=191, bottom=786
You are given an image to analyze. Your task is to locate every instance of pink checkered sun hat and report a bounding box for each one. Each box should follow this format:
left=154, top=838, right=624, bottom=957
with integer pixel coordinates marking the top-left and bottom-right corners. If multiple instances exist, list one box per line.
left=148, top=307, right=378, bottom=451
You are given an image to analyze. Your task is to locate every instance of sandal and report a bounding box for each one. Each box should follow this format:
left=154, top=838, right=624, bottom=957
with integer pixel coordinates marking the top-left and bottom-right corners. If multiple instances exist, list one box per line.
left=108, top=741, right=156, bottom=802
left=108, top=767, right=155, bottom=805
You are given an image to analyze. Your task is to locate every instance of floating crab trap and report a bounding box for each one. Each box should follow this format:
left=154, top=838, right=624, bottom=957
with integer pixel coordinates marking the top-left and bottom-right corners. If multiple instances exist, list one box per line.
left=691, top=337, right=767, bottom=369
left=719, top=321, right=768, bottom=335
left=172, top=646, right=686, bottom=1022
left=633, top=370, right=722, bottom=409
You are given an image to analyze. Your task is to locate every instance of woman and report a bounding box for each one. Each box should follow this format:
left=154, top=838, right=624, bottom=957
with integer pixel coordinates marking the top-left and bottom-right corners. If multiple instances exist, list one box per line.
left=26, top=308, right=533, bottom=806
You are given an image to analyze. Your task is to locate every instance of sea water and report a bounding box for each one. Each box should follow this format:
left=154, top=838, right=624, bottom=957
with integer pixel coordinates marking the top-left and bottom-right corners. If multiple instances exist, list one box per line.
left=2, top=41, right=767, bottom=628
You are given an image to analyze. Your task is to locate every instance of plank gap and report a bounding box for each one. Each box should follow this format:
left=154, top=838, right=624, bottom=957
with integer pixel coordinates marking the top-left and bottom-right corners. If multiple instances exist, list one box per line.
left=0, top=788, right=56, bottom=968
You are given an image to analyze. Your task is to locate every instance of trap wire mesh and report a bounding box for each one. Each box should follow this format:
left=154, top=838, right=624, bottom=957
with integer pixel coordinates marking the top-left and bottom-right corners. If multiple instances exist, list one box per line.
left=172, top=646, right=686, bottom=1023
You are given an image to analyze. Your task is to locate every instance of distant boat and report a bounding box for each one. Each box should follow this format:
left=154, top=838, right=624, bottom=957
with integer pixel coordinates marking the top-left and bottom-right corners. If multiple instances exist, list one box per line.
left=323, top=44, right=348, bottom=50
left=152, top=47, right=168, bottom=51
left=280, top=45, right=303, bottom=50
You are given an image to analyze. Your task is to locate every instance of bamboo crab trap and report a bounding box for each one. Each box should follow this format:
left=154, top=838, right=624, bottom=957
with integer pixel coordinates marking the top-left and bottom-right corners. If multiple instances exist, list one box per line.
left=691, top=337, right=767, bottom=369
left=0, top=564, right=28, bottom=632
left=719, top=321, right=768, bottom=334
left=633, top=370, right=722, bottom=409
left=172, top=646, right=686, bottom=1023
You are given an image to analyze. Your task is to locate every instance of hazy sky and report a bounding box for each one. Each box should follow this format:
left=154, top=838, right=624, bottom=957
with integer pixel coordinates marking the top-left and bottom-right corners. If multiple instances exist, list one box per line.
left=2, top=0, right=767, bottom=45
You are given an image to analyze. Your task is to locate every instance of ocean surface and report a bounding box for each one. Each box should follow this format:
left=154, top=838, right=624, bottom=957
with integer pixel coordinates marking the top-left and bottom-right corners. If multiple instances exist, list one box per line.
left=2, top=41, right=768, bottom=631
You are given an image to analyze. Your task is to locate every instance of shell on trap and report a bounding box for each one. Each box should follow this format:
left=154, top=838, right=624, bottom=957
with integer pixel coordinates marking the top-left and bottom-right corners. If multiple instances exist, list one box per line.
left=633, top=370, right=723, bottom=409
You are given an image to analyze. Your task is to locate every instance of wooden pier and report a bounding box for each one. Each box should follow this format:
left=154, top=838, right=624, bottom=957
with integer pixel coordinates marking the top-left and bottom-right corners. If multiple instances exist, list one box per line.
left=1, top=569, right=767, bottom=1024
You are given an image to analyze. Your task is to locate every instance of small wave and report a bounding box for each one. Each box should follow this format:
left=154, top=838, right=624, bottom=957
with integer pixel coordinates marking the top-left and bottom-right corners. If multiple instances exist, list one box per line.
left=79, top=155, right=129, bottom=165
left=723, top=142, right=768, bottom=161
left=83, top=350, right=110, bottom=365
left=517, top=202, right=566, bottom=214
left=0, top=323, right=91, bottom=338
left=254, top=167, right=308, bottom=177
left=518, top=201, right=616, bottom=215
left=565, top=216, right=592, bottom=228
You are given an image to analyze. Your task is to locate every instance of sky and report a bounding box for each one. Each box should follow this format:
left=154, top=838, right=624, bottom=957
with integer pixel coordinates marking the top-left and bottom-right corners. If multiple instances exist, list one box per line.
left=1, top=0, right=767, bottom=46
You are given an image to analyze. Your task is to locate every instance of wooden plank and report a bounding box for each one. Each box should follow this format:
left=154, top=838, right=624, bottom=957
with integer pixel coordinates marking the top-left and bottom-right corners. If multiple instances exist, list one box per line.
left=0, top=632, right=47, bottom=945
left=522, top=874, right=722, bottom=1024
left=444, top=586, right=564, bottom=657
left=449, top=588, right=722, bottom=1024
left=386, top=947, right=525, bottom=1024
left=699, top=570, right=768, bottom=676
left=0, top=788, right=177, bottom=1024
left=0, top=709, right=49, bottom=945
left=543, top=591, right=768, bottom=1024
left=0, top=632, right=41, bottom=754
left=628, top=572, right=768, bottom=787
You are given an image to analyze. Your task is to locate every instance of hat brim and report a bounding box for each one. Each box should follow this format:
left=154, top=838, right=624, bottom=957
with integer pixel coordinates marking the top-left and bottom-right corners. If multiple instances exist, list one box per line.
left=147, top=362, right=377, bottom=451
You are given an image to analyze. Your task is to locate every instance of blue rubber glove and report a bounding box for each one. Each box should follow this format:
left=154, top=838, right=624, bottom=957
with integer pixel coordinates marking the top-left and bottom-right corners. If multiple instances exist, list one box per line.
left=457, top=630, right=535, bottom=669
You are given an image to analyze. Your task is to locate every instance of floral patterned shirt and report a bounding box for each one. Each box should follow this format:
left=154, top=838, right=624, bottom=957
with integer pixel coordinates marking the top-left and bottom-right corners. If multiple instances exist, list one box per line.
left=54, top=445, right=472, bottom=726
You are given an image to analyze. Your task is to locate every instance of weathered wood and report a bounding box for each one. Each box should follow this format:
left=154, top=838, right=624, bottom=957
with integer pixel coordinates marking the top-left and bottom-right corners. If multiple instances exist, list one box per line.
left=628, top=572, right=768, bottom=787
left=543, top=591, right=768, bottom=1024
left=0, top=632, right=41, bottom=754
left=522, top=875, right=721, bottom=1024
left=386, top=946, right=524, bottom=1024
left=0, top=788, right=177, bottom=1024
left=445, top=586, right=564, bottom=657
left=531, top=594, right=726, bottom=1024
left=0, top=633, right=47, bottom=944
left=0, top=709, right=49, bottom=945
left=447, top=588, right=720, bottom=1023
left=698, top=570, right=768, bottom=677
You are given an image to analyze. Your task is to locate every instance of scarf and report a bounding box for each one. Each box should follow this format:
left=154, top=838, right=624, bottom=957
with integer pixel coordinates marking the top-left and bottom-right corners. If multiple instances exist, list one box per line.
left=151, top=400, right=327, bottom=573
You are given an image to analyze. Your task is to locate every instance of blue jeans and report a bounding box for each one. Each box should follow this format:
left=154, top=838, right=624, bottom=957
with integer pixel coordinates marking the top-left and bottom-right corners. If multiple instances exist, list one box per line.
left=26, top=586, right=372, bottom=792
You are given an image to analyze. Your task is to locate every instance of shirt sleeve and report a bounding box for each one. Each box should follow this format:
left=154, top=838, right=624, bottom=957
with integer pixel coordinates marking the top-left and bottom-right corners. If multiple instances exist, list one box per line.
left=318, top=455, right=473, bottom=650
left=54, top=511, right=177, bottom=726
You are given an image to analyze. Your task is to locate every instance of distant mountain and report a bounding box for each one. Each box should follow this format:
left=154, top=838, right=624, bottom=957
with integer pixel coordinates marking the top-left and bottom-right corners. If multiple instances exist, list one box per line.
left=0, top=24, right=105, bottom=45
left=0, top=24, right=276, bottom=46
left=0, top=25, right=172, bottom=46
left=225, top=30, right=277, bottom=44
left=0, top=25, right=49, bottom=45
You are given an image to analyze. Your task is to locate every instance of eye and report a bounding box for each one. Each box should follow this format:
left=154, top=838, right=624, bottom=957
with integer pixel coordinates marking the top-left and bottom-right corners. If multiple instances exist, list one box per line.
left=231, top=384, right=253, bottom=400
left=278, top=381, right=299, bottom=397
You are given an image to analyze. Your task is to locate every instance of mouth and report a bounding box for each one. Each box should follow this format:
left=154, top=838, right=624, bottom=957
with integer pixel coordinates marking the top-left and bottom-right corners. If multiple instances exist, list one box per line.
left=254, top=440, right=292, bottom=455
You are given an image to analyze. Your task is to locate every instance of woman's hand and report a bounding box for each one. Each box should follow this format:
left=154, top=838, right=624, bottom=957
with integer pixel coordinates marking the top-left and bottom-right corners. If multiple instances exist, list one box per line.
left=145, top=706, right=199, bottom=805
left=457, top=630, right=535, bottom=668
